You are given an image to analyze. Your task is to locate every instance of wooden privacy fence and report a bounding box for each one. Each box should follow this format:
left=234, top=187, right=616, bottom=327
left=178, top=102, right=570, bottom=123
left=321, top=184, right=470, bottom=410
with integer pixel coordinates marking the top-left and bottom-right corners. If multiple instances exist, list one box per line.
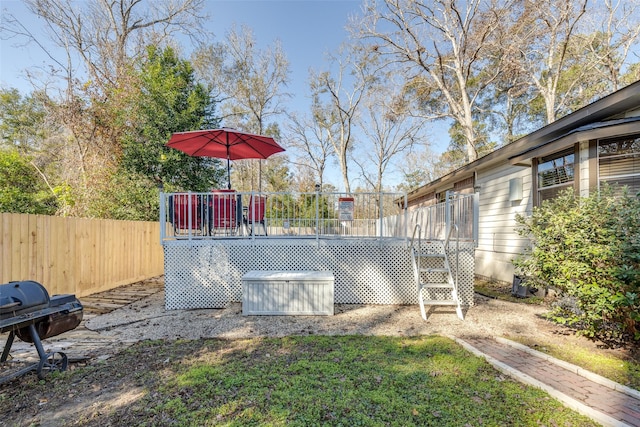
left=0, top=213, right=164, bottom=298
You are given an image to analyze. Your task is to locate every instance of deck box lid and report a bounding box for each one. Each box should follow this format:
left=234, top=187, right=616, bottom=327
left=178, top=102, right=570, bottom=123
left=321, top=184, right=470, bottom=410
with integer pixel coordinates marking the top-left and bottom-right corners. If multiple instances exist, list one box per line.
left=242, top=270, right=334, bottom=282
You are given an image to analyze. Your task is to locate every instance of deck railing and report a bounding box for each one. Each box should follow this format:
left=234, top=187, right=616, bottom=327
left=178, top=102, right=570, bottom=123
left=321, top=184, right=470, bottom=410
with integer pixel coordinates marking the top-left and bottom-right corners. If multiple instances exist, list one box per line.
left=407, top=192, right=479, bottom=243
left=160, top=191, right=409, bottom=242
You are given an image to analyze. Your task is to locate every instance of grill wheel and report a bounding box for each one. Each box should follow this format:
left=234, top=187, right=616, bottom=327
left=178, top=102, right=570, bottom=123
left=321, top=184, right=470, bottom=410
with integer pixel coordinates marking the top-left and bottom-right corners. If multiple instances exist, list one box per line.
left=36, top=352, right=68, bottom=379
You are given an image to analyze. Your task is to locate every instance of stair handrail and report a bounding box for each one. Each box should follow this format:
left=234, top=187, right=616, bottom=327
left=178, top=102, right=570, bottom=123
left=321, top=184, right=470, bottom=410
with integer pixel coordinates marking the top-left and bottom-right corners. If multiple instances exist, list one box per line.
left=410, top=223, right=422, bottom=253
left=409, top=224, right=423, bottom=293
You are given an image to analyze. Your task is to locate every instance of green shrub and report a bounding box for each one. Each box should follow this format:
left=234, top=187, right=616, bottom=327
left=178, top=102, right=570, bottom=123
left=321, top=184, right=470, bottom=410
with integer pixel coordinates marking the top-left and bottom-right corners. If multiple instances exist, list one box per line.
left=0, top=148, right=58, bottom=214
left=513, top=186, right=640, bottom=345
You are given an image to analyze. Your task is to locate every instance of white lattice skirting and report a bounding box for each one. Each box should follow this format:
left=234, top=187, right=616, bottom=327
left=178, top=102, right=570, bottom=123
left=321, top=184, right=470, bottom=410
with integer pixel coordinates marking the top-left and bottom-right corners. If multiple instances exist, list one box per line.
left=163, top=239, right=475, bottom=310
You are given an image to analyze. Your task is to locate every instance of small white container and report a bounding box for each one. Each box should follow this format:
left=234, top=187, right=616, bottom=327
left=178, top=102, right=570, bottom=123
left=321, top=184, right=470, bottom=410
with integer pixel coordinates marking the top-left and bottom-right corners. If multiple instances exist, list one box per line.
left=241, top=270, right=334, bottom=316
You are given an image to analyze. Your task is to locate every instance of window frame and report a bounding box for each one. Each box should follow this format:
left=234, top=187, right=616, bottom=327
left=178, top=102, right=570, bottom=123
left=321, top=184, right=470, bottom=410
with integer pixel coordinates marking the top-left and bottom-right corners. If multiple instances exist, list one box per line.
left=533, top=147, right=577, bottom=206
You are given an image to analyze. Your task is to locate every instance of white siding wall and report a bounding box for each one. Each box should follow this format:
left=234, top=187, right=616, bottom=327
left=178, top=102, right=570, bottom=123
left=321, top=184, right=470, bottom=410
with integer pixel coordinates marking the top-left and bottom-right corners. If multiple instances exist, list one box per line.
left=475, top=163, right=533, bottom=282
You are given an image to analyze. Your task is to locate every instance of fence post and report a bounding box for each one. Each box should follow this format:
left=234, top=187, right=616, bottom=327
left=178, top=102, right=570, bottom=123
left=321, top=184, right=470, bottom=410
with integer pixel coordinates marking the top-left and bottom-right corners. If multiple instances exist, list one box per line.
left=251, top=191, right=256, bottom=242
left=404, top=193, right=409, bottom=245
left=186, top=191, right=192, bottom=240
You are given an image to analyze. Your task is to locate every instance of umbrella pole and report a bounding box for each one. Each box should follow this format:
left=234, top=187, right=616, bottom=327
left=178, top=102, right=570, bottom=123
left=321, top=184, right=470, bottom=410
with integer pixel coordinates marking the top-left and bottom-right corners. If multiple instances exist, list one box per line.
left=227, top=157, right=231, bottom=190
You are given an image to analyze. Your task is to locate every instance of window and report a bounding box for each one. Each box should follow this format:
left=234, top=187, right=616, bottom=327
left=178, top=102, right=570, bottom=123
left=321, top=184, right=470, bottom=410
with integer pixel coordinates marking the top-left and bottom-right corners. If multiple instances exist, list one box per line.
left=537, top=150, right=575, bottom=203
left=598, top=135, right=640, bottom=196
left=436, top=189, right=454, bottom=203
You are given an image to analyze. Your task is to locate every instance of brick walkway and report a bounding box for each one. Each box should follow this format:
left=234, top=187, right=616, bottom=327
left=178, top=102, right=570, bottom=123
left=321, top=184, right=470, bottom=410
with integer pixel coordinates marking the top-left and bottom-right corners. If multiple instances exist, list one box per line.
left=457, top=336, right=640, bottom=427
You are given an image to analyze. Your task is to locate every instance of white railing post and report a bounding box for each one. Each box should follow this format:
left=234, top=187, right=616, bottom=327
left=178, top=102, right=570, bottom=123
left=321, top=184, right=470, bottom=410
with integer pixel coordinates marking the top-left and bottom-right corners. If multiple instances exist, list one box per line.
left=251, top=191, right=255, bottom=242
left=378, top=192, right=383, bottom=239
left=159, top=191, right=166, bottom=244
left=404, top=193, right=409, bottom=245
left=315, top=187, right=320, bottom=241
left=190, top=191, right=196, bottom=240
left=445, top=190, right=453, bottom=238
left=473, top=191, right=480, bottom=246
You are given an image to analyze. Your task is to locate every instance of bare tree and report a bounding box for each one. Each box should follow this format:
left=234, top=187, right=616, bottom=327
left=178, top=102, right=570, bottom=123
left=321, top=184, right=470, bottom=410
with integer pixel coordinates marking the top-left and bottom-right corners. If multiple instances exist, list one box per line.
left=17, top=0, right=206, bottom=91
left=285, top=112, right=334, bottom=189
left=583, top=0, right=640, bottom=91
left=355, top=0, right=508, bottom=163
left=309, top=44, right=379, bottom=193
left=498, top=0, right=640, bottom=125
left=193, top=25, right=291, bottom=191
left=354, top=80, right=426, bottom=192
left=215, top=25, right=290, bottom=133
left=480, top=0, right=640, bottom=142
left=483, top=72, right=534, bottom=144
left=396, top=146, right=442, bottom=192
left=478, top=7, right=539, bottom=145
left=289, top=163, right=321, bottom=192
left=506, top=0, right=590, bottom=124
left=2, top=0, right=207, bottom=216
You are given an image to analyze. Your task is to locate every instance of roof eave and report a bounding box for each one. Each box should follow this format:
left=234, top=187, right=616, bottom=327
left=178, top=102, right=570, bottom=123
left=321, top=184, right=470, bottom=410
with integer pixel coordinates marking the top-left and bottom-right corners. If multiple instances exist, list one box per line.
left=407, top=81, right=640, bottom=199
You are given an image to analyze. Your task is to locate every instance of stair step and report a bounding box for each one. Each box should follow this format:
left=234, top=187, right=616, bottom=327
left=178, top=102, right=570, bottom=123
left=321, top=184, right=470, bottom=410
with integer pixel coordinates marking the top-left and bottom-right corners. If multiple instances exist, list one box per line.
left=420, top=268, right=449, bottom=273
left=420, top=282, right=453, bottom=289
left=421, top=299, right=458, bottom=306
left=415, top=252, right=445, bottom=258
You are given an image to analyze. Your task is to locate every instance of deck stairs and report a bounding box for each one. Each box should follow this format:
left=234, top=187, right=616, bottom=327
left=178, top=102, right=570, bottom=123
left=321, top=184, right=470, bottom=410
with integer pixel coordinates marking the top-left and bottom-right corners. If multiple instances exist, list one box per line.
left=410, top=224, right=464, bottom=321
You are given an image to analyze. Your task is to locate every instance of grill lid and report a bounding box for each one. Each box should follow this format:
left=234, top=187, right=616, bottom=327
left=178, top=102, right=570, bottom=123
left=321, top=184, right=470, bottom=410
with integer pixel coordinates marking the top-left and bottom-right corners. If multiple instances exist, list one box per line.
left=0, top=281, right=50, bottom=319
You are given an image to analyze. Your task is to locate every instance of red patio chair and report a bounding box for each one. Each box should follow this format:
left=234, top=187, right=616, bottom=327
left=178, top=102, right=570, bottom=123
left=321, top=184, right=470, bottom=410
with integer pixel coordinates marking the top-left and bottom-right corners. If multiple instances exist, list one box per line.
left=244, top=195, right=267, bottom=236
left=210, top=189, right=237, bottom=235
left=171, top=193, right=203, bottom=235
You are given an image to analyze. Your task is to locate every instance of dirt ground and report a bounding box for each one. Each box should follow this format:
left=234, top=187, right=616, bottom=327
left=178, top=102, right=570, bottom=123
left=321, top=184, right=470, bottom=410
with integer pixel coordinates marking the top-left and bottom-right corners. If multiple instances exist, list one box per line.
left=0, top=280, right=633, bottom=426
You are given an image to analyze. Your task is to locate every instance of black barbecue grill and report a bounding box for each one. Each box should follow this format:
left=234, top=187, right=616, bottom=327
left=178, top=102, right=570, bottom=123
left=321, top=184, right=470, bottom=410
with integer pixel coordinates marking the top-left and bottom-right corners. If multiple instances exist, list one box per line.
left=0, top=281, right=83, bottom=383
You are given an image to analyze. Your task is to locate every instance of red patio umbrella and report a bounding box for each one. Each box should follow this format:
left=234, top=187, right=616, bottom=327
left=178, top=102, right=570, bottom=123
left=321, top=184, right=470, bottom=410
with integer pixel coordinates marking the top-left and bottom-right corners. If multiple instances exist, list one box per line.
left=166, top=128, right=285, bottom=189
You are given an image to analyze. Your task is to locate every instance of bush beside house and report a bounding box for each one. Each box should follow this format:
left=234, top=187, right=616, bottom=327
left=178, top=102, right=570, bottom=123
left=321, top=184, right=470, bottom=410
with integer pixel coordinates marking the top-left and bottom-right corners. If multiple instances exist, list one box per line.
left=514, top=187, right=640, bottom=345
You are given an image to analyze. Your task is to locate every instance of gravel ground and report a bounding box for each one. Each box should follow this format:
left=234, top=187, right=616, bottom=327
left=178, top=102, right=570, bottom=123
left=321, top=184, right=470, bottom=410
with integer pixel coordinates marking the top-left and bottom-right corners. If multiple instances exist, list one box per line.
left=85, top=290, right=566, bottom=344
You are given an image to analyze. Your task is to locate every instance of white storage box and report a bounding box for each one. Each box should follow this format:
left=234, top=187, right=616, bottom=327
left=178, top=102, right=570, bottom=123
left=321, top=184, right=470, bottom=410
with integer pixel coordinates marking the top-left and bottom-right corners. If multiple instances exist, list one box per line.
left=242, top=270, right=334, bottom=315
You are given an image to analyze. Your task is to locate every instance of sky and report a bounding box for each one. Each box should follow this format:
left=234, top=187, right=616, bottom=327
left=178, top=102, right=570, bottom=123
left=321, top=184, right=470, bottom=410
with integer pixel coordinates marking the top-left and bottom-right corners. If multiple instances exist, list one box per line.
left=0, top=0, right=443, bottom=189
left=0, top=0, right=363, bottom=116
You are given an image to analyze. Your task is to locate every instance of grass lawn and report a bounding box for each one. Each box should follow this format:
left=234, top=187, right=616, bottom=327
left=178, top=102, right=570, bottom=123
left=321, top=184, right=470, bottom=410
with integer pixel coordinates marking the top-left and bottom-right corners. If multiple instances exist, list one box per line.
left=511, top=335, right=640, bottom=389
left=475, top=279, right=545, bottom=305
left=3, top=280, right=637, bottom=425
left=1, top=335, right=599, bottom=426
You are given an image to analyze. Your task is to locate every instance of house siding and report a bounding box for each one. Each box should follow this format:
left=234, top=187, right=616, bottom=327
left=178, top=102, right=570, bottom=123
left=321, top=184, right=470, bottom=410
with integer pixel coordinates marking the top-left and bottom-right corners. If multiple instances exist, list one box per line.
left=405, top=81, right=640, bottom=285
left=475, top=163, right=532, bottom=282
left=410, top=192, right=436, bottom=209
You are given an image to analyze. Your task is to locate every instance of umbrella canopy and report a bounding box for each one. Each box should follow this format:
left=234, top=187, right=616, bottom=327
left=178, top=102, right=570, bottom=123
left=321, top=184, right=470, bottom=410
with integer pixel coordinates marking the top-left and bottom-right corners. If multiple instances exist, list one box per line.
left=166, top=128, right=285, bottom=189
